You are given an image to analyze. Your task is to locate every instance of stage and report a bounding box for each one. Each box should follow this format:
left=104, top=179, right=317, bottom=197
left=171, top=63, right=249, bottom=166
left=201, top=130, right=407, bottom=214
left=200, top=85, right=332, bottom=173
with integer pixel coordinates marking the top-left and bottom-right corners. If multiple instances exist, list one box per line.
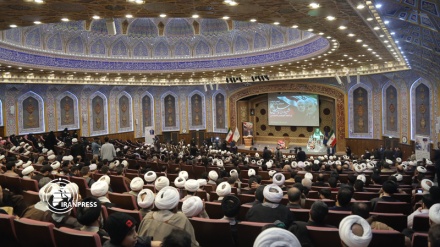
left=236, top=143, right=328, bottom=156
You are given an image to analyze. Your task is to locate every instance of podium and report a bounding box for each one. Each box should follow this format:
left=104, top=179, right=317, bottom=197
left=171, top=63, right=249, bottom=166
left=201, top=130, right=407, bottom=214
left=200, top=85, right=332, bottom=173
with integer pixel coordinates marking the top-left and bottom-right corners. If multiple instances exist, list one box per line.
left=243, top=136, right=253, bottom=148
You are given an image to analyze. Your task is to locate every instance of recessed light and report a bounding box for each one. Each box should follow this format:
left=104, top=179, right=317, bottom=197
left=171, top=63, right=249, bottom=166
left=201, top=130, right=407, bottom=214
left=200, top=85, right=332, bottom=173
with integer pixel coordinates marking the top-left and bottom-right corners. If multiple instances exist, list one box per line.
left=9, top=24, right=17, bottom=28
left=92, top=15, right=100, bottom=20
left=61, top=18, right=69, bottom=22
left=384, top=20, right=389, bottom=24
left=222, top=16, right=230, bottom=20
left=348, top=33, right=355, bottom=37
left=338, top=25, right=347, bottom=30
left=192, top=14, right=199, bottom=18
left=228, top=1, right=238, bottom=6
left=357, top=4, right=365, bottom=9
left=160, top=14, right=167, bottom=18
left=367, top=17, right=373, bottom=21
left=326, top=16, right=336, bottom=21
left=34, top=0, right=44, bottom=3
left=34, top=21, right=42, bottom=24
left=390, top=32, right=395, bottom=35
left=375, top=4, right=382, bottom=8
left=274, top=22, right=280, bottom=25
left=250, top=19, right=256, bottom=22
left=318, top=32, right=324, bottom=35
left=126, top=14, right=133, bottom=18
left=356, top=39, right=362, bottom=42
left=373, top=26, right=380, bottom=30
left=292, top=25, right=298, bottom=28
left=308, top=28, right=313, bottom=32
left=309, top=3, right=320, bottom=9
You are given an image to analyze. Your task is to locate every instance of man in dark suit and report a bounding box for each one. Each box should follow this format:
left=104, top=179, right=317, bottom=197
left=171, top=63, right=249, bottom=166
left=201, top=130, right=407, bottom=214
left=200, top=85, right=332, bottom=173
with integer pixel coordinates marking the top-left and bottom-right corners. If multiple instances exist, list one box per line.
left=70, top=138, right=85, bottom=161
left=297, top=147, right=306, bottom=162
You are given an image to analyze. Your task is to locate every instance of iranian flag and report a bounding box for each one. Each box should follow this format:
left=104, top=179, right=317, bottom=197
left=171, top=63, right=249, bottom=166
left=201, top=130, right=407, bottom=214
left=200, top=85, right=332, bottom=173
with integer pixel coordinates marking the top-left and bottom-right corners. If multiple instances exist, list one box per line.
left=232, top=127, right=241, bottom=142
left=225, top=128, right=233, bottom=142
left=328, top=130, right=337, bottom=147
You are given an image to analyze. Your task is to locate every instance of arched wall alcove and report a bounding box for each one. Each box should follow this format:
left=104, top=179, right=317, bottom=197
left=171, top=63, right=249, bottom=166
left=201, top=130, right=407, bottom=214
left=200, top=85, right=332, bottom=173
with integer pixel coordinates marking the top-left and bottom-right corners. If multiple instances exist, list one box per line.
left=228, top=82, right=346, bottom=152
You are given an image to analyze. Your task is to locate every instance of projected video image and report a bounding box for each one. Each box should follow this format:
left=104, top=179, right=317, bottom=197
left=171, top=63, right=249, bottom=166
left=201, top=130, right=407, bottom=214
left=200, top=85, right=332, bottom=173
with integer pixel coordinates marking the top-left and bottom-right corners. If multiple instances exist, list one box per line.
left=268, top=93, right=319, bottom=126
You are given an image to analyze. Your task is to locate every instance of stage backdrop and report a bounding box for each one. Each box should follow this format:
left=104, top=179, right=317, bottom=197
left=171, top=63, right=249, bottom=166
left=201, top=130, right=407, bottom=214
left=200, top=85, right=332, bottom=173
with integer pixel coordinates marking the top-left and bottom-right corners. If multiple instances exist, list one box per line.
left=249, top=94, right=335, bottom=138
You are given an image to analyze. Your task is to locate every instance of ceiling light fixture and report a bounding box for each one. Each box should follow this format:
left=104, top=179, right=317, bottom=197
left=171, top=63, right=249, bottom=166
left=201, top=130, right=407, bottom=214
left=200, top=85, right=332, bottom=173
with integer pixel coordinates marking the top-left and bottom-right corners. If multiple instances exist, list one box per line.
left=250, top=19, right=256, bottom=22
left=326, top=16, right=336, bottom=21
left=222, top=16, right=230, bottom=20
left=309, top=3, right=320, bottom=9
left=92, top=15, right=100, bottom=20
left=367, top=17, right=373, bottom=21
left=126, top=14, right=133, bottom=18
left=159, top=14, right=167, bottom=18
left=274, top=22, right=280, bottom=25
left=34, top=21, right=41, bottom=24
left=375, top=4, right=382, bottom=8
left=373, top=26, right=380, bottom=30
left=338, top=25, right=347, bottom=30
left=61, top=18, right=69, bottom=22
left=192, top=14, right=199, bottom=18
left=292, top=25, right=298, bottom=28
left=10, top=24, right=17, bottom=28
left=357, top=4, right=365, bottom=9
left=348, top=33, right=355, bottom=37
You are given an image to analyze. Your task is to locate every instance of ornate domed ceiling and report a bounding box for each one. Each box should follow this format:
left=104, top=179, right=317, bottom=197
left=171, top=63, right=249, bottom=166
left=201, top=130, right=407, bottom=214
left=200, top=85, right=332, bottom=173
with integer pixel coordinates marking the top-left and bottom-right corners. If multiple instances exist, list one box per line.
left=0, top=0, right=418, bottom=85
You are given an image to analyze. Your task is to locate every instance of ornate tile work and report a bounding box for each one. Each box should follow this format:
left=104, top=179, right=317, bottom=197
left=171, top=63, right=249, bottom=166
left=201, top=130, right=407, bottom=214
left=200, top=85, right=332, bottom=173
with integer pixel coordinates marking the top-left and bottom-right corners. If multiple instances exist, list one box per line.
left=133, top=42, right=149, bottom=57
left=234, top=36, right=249, bottom=52
left=215, top=39, right=230, bottom=54
left=18, top=91, right=45, bottom=134
left=188, top=90, right=206, bottom=130
left=45, top=88, right=56, bottom=131
left=90, top=39, right=106, bottom=55
left=270, top=27, right=284, bottom=47
left=382, top=82, right=399, bottom=137
left=127, top=19, right=158, bottom=38
left=90, top=19, right=108, bottom=35
left=200, top=19, right=229, bottom=36
left=89, top=91, right=108, bottom=136
left=174, top=41, right=190, bottom=56
left=410, top=78, right=432, bottom=139
left=111, top=40, right=129, bottom=56
left=24, top=27, right=41, bottom=48
left=0, top=99, right=3, bottom=126
left=154, top=42, right=170, bottom=57
left=4, top=28, right=21, bottom=44
left=67, top=36, right=85, bottom=54
left=56, top=91, right=79, bottom=131
left=47, top=33, right=63, bottom=51
left=195, top=39, right=210, bottom=56
left=421, top=0, right=438, bottom=15
left=254, top=33, right=267, bottom=50
left=348, top=84, right=373, bottom=139
left=288, top=29, right=301, bottom=42
left=212, top=90, right=228, bottom=133
left=161, top=91, right=180, bottom=132
left=165, top=19, right=194, bottom=37
left=117, top=91, right=133, bottom=133
left=140, top=91, right=155, bottom=137
left=178, top=89, right=188, bottom=132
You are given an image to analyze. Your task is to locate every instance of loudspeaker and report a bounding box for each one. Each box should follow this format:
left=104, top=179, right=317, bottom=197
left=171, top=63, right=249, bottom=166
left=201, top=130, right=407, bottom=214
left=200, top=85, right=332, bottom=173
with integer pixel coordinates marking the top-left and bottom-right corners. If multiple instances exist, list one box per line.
left=106, top=18, right=117, bottom=35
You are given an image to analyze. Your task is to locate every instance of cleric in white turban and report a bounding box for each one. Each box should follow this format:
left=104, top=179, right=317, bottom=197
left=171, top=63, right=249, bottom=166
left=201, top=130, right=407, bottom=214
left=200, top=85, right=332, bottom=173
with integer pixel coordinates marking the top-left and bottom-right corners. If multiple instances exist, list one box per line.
left=128, top=177, right=144, bottom=196
left=179, top=171, right=189, bottom=180
left=137, top=188, right=155, bottom=218
left=248, top=168, right=256, bottom=177
left=216, top=182, right=231, bottom=201
left=253, top=227, right=301, bottom=247
left=268, top=170, right=277, bottom=178
left=273, top=173, right=286, bottom=187
left=182, top=196, right=204, bottom=218
left=174, top=177, right=186, bottom=188
left=137, top=186, right=200, bottom=246
left=184, top=179, right=199, bottom=193
left=98, top=175, right=111, bottom=185
left=91, top=181, right=110, bottom=203
left=144, top=171, right=157, bottom=183
left=208, top=170, right=218, bottom=185
left=22, top=166, right=35, bottom=179
left=32, top=182, right=60, bottom=212
left=429, top=203, right=440, bottom=225
left=339, top=215, right=372, bottom=247
left=154, top=176, right=170, bottom=192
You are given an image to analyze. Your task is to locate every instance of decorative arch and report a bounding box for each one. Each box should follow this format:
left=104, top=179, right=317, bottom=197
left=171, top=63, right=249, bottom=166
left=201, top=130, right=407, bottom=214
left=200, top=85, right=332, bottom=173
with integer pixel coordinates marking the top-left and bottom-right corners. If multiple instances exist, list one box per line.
left=90, top=39, right=106, bottom=55
left=215, top=39, right=230, bottom=54
left=133, top=42, right=149, bottom=57
left=18, top=91, right=45, bottom=134
left=194, top=39, right=211, bottom=56
left=288, top=28, right=301, bottom=42
left=24, top=27, right=42, bottom=48
left=89, top=91, right=108, bottom=136
left=47, top=33, right=63, bottom=51
left=90, top=19, right=108, bottom=35
left=174, top=41, right=190, bottom=57
left=165, top=18, right=194, bottom=37
left=4, top=28, right=21, bottom=44
left=410, top=78, right=433, bottom=139
left=111, top=39, right=129, bottom=56
left=254, top=33, right=267, bottom=50
left=382, top=81, right=400, bottom=137
left=67, top=35, right=85, bottom=54
left=140, top=91, right=155, bottom=136
left=56, top=91, right=79, bottom=131
left=153, top=41, right=170, bottom=57
left=200, top=19, right=229, bottom=36
left=127, top=18, right=158, bottom=38
left=228, top=83, right=346, bottom=152
left=234, top=36, right=249, bottom=53
left=161, top=91, right=180, bottom=131
left=270, top=27, right=285, bottom=46
left=188, top=90, right=206, bottom=130
left=117, top=91, right=133, bottom=132
left=348, top=83, right=373, bottom=139
left=212, top=90, right=228, bottom=133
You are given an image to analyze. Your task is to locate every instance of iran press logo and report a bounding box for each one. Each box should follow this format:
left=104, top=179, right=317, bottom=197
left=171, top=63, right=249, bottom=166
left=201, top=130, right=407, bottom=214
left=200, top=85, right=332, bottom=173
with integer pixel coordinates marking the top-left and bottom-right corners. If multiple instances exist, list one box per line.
left=46, top=178, right=79, bottom=214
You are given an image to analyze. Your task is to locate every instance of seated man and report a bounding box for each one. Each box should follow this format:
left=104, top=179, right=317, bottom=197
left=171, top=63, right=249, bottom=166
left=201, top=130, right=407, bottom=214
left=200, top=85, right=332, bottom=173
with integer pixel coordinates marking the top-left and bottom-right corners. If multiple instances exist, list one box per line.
left=429, top=224, right=440, bottom=247
left=137, top=189, right=155, bottom=218
left=329, top=186, right=353, bottom=211
left=77, top=197, right=109, bottom=243
left=21, top=182, right=59, bottom=220
left=286, top=187, right=302, bottom=209
left=137, top=186, right=199, bottom=247
left=221, top=195, right=241, bottom=246
left=312, top=173, right=329, bottom=187
left=370, top=180, right=399, bottom=211
left=339, top=215, right=372, bottom=247
left=245, top=184, right=293, bottom=227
